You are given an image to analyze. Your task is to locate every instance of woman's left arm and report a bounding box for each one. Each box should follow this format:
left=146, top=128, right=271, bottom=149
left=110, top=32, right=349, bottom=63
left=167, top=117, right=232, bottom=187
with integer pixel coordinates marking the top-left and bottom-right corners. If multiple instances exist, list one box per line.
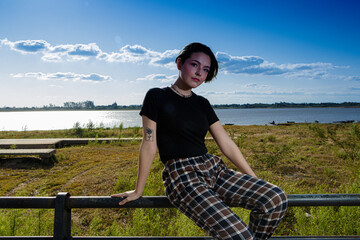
left=209, top=121, right=257, bottom=178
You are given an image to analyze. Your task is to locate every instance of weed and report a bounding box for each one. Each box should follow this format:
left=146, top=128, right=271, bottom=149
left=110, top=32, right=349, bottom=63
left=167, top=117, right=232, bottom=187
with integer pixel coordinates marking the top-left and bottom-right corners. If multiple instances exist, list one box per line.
left=309, top=124, right=326, bottom=140
left=118, top=122, right=124, bottom=137
left=267, top=135, right=277, bottom=142
left=327, top=123, right=360, bottom=162
left=236, top=133, right=247, bottom=147
left=73, top=122, right=84, bottom=137
left=86, top=120, right=95, bottom=130
left=252, top=142, right=292, bottom=168
left=228, top=129, right=235, bottom=139
left=131, top=126, right=141, bottom=137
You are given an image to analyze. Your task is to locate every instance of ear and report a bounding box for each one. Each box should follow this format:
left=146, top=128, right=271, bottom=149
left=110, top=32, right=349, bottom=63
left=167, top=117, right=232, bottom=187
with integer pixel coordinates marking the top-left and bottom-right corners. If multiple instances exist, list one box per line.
left=176, top=58, right=182, bottom=70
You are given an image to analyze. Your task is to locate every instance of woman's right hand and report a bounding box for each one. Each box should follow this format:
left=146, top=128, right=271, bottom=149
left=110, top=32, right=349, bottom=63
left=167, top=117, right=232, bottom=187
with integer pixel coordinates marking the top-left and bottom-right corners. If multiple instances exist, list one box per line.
left=111, top=190, right=142, bottom=206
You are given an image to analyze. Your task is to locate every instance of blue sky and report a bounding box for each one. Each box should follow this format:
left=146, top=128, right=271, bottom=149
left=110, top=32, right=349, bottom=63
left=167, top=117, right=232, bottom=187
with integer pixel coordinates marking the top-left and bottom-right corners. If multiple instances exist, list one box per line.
left=0, top=0, right=359, bottom=107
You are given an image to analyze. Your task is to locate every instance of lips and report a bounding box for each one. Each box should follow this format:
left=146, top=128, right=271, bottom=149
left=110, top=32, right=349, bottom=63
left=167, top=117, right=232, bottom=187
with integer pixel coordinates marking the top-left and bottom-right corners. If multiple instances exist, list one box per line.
left=192, top=77, right=200, bottom=82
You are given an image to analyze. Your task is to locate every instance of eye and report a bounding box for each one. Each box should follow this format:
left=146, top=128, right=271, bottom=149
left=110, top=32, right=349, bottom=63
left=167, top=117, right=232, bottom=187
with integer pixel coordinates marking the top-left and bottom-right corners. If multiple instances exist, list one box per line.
left=190, top=63, right=198, bottom=67
left=204, top=68, right=210, bottom=73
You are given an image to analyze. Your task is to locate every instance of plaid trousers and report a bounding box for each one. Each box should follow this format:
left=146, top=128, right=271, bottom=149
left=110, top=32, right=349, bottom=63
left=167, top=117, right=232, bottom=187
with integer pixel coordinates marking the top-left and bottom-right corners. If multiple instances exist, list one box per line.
left=162, top=153, right=288, bottom=240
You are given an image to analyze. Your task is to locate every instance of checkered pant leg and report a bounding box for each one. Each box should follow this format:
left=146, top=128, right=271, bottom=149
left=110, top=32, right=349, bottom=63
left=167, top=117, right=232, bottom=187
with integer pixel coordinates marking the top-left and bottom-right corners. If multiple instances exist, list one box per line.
left=162, top=154, right=288, bottom=240
left=214, top=169, right=288, bottom=239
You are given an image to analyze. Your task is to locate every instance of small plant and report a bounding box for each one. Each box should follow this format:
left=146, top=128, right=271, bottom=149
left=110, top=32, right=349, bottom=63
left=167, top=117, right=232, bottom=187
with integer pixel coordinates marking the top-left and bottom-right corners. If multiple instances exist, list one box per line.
left=10, top=210, right=17, bottom=236
left=118, top=122, right=124, bottom=137
left=252, top=142, right=292, bottom=168
left=132, top=126, right=141, bottom=137
left=207, top=142, right=220, bottom=155
left=119, top=122, right=124, bottom=131
left=327, top=123, right=360, bottom=161
left=228, top=129, right=235, bottom=139
left=86, top=120, right=95, bottom=130
left=236, top=133, right=247, bottom=147
left=309, top=124, right=326, bottom=140
left=267, top=135, right=277, bottom=143
left=73, top=122, right=84, bottom=137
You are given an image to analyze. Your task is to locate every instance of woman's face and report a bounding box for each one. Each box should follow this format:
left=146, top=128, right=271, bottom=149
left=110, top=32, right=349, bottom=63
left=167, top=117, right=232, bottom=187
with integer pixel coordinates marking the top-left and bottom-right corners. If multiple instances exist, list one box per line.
left=177, top=52, right=211, bottom=89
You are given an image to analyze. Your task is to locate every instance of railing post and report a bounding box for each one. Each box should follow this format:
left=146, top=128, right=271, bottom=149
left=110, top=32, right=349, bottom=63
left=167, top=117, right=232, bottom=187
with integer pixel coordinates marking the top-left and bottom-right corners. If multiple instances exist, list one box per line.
left=54, top=192, right=71, bottom=240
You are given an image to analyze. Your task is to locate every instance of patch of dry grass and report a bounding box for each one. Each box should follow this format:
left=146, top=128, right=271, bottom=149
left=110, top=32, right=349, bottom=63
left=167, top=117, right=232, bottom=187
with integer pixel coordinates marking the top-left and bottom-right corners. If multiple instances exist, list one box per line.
left=0, top=123, right=359, bottom=236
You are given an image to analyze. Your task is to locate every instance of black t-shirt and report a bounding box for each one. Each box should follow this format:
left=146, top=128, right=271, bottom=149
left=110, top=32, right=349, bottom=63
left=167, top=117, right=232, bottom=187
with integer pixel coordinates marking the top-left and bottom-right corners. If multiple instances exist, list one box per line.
left=139, top=87, right=219, bottom=163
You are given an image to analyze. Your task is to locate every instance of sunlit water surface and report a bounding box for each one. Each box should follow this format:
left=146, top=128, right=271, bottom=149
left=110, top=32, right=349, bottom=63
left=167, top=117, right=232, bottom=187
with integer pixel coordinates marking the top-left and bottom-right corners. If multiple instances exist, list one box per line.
left=0, top=108, right=359, bottom=131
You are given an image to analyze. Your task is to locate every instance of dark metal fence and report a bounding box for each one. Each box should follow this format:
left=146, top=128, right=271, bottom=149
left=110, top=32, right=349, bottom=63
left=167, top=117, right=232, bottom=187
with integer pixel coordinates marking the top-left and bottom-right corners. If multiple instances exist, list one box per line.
left=0, top=192, right=359, bottom=240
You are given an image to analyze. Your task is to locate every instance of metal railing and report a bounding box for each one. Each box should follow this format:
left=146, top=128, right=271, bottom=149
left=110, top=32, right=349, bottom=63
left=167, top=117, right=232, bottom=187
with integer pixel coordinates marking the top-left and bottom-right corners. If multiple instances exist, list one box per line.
left=0, top=193, right=359, bottom=240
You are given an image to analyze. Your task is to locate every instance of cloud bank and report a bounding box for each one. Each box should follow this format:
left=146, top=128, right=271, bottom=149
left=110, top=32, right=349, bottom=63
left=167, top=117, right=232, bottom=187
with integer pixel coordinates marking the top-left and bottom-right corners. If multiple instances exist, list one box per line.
left=216, top=52, right=335, bottom=79
left=2, top=38, right=355, bottom=81
left=12, top=72, right=111, bottom=83
left=1, top=38, right=178, bottom=67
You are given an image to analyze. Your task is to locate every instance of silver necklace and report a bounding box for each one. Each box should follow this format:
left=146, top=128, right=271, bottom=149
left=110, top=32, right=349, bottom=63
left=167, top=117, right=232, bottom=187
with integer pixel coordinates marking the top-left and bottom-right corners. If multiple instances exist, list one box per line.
left=170, top=84, right=193, bottom=98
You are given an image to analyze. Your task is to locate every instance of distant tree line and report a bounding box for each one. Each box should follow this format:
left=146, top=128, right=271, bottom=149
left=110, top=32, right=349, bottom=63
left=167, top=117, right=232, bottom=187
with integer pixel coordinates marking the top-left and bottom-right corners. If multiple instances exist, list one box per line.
left=212, top=102, right=360, bottom=109
left=1, top=101, right=360, bottom=112
left=0, top=101, right=142, bottom=111
left=63, top=101, right=95, bottom=109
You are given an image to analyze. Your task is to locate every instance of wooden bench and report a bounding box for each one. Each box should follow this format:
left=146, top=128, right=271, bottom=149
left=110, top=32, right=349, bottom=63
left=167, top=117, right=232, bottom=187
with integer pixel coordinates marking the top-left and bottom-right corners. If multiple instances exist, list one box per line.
left=0, top=149, right=56, bottom=163
left=0, top=139, right=61, bottom=149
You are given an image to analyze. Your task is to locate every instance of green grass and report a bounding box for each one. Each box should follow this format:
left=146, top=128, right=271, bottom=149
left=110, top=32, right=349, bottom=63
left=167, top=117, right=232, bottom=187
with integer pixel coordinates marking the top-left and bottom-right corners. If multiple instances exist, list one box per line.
left=0, top=123, right=359, bottom=237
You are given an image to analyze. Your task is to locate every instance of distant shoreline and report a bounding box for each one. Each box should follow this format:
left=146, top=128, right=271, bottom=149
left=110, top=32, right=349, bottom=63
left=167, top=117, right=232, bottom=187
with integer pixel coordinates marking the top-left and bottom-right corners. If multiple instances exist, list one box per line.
left=1, top=102, right=360, bottom=112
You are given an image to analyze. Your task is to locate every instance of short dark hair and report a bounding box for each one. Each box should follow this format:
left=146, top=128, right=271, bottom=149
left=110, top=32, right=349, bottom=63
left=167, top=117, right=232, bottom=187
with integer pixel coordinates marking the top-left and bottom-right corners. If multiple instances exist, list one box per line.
left=175, top=42, right=218, bottom=82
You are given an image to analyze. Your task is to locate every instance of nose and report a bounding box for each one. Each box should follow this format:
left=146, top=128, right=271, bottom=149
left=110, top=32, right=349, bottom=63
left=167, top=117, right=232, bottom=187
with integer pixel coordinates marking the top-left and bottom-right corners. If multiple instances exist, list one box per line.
left=196, top=67, right=202, bottom=76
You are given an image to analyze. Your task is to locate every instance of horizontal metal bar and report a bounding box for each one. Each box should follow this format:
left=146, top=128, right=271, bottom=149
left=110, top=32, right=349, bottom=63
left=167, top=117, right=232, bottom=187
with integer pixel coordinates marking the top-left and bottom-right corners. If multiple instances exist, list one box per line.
left=1, top=194, right=360, bottom=209
left=0, top=236, right=358, bottom=240
left=69, top=196, right=172, bottom=208
left=0, top=197, right=55, bottom=208
left=69, top=194, right=360, bottom=208
left=0, top=237, right=52, bottom=239
left=287, top=194, right=360, bottom=207
left=269, top=237, right=360, bottom=240
left=73, top=238, right=212, bottom=240
left=71, top=236, right=360, bottom=240
left=0, top=236, right=359, bottom=240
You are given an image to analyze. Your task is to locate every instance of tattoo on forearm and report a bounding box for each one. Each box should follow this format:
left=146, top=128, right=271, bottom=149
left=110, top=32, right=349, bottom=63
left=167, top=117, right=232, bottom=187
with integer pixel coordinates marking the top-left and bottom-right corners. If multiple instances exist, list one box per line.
left=145, top=127, right=154, bottom=141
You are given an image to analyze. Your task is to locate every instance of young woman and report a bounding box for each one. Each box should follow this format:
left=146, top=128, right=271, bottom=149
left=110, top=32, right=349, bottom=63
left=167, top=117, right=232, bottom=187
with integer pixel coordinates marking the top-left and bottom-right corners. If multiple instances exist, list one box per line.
left=111, top=43, right=288, bottom=240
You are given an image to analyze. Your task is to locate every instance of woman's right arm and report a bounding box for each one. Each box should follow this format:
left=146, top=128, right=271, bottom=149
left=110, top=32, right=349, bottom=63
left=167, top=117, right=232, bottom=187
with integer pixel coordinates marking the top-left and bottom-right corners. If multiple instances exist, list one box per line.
left=111, top=115, right=157, bottom=205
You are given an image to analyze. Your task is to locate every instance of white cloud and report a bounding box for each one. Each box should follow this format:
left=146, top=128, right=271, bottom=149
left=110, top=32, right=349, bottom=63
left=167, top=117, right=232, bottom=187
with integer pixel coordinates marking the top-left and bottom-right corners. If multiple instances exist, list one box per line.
left=99, top=44, right=156, bottom=63
left=216, top=51, right=338, bottom=79
left=100, top=45, right=178, bottom=69
left=43, top=43, right=103, bottom=62
left=150, top=49, right=178, bottom=68
left=244, top=83, right=270, bottom=89
left=1, top=38, right=50, bottom=54
left=202, top=90, right=305, bottom=97
left=216, top=52, right=265, bottom=74
left=12, top=72, right=111, bottom=83
left=245, top=83, right=258, bottom=88
left=136, top=74, right=177, bottom=82
left=344, top=76, right=360, bottom=81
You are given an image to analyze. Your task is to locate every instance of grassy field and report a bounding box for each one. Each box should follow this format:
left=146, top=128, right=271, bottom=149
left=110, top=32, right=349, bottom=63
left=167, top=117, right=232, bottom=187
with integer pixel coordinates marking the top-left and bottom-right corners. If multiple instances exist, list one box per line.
left=0, top=123, right=359, bottom=237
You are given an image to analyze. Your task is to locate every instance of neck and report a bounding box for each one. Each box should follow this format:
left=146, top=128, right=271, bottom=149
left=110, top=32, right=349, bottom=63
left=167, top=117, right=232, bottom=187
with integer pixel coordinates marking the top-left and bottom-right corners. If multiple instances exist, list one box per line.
left=170, top=82, right=192, bottom=98
left=173, top=79, right=192, bottom=95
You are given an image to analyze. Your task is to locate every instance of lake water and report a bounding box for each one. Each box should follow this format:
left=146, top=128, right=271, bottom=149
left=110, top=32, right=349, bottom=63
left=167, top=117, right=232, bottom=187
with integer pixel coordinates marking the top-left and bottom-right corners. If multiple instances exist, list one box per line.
left=0, top=108, right=359, bottom=131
